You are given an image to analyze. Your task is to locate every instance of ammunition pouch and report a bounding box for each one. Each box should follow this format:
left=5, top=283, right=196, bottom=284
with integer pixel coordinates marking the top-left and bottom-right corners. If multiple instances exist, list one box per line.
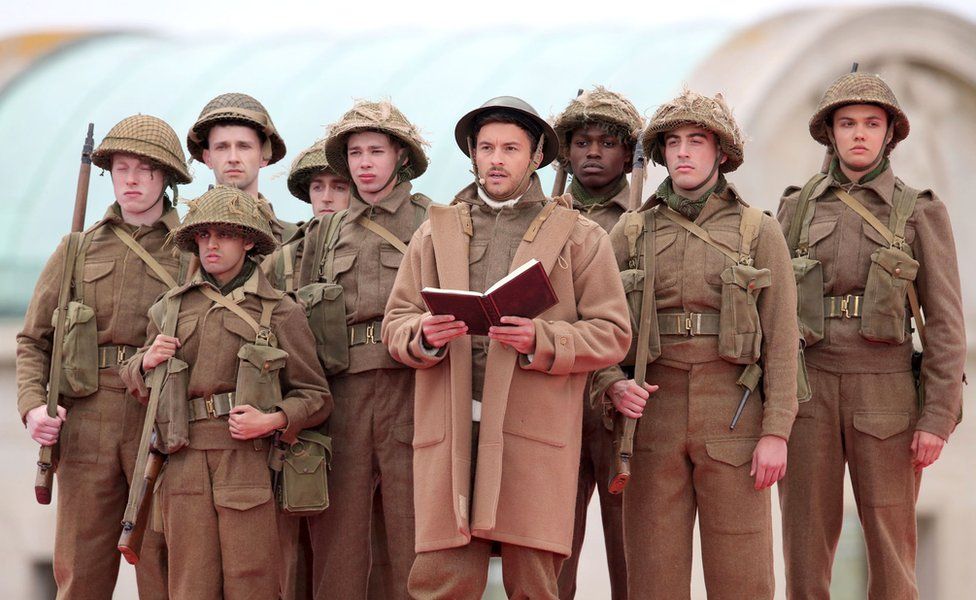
left=52, top=301, right=99, bottom=398
left=275, top=429, right=332, bottom=516
left=860, top=245, right=918, bottom=345
left=296, top=282, right=349, bottom=375
left=792, top=256, right=825, bottom=347
left=621, top=267, right=661, bottom=365
left=621, top=210, right=661, bottom=366
left=797, top=345, right=812, bottom=402
left=154, top=357, right=190, bottom=454
left=235, top=342, right=288, bottom=412
left=718, top=264, right=771, bottom=364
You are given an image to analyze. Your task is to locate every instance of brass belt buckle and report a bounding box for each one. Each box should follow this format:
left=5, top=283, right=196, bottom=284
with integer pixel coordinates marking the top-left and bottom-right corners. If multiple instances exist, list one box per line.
left=117, top=345, right=127, bottom=365
left=365, top=323, right=376, bottom=344
left=684, top=314, right=697, bottom=337
left=840, top=295, right=852, bottom=318
left=205, top=395, right=217, bottom=418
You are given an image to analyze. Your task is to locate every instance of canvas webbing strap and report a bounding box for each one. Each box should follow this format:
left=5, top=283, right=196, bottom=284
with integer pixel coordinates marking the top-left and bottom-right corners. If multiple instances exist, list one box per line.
left=355, top=215, right=408, bottom=254
left=659, top=206, right=739, bottom=263
left=111, top=226, right=177, bottom=288
left=788, top=172, right=828, bottom=256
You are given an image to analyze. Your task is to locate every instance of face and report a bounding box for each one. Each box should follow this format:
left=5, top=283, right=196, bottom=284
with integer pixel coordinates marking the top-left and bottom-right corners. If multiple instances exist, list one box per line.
left=663, top=125, right=726, bottom=194
left=308, top=172, right=351, bottom=216
left=830, top=104, right=891, bottom=171
left=203, top=124, right=268, bottom=194
left=568, top=124, right=631, bottom=191
left=474, top=122, right=534, bottom=198
left=346, top=131, right=405, bottom=198
left=110, top=153, right=167, bottom=215
left=194, top=226, right=255, bottom=284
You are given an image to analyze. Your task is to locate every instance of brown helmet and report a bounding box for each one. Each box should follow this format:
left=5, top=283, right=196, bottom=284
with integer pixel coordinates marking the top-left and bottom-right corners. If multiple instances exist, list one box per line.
left=809, top=72, right=909, bottom=154
left=91, top=115, right=192, bottom=184
left=454, top=96, right=560, bottom=168
left=644, top=88, right=745, bottom=173
left=287, top=140, right=342, bottom=202
left=186, top=93, right=287, bottom=165
left=172, top=185, right=278, bottom=256
left=552, top=87, right=643, bottom=172
left=324, top=100, right=429, bottom=180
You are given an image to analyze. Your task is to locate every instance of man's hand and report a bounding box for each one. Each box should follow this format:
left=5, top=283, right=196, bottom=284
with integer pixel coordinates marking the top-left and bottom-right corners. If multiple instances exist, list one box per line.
left=228, top=405, right=286, bottom=441
left=142, top=334, right=181, bottom=371
left=911, top=430, right=946, bottom=473
left=607, top=379, right=659, bottom=419
left=488, top=316, right=536, bottom=355
left=421, top=314, right=467, bottom=349
left=26, top=404, right=67, bottom=446
left=750, top=435, right=787, bottom=491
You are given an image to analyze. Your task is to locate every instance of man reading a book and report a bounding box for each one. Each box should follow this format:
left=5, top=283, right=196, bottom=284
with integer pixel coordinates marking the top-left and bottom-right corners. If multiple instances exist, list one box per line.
left=383, top=96, right=631, bottom=599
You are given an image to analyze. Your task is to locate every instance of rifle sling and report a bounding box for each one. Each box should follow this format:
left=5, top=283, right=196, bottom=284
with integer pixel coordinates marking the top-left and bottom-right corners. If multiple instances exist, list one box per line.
left=45, top=232, right=83, bottom=418
left=659, top=206, right=740, bottom=264
left=355, top=215, right=408, bottom=254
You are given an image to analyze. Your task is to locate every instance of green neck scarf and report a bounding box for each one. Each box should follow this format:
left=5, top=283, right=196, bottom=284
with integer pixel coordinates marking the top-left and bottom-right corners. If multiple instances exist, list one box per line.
left=659, top=174, right=727, bottom=220
left=831, top=156, right=889, bottom=185
left=202, top=257, right=256, bottom=295
left=568, top=174, right=627, bottom=207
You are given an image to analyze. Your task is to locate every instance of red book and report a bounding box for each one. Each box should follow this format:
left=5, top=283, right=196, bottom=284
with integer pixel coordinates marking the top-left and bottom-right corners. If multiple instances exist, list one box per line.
left=421, top=259, right=559, bottom=336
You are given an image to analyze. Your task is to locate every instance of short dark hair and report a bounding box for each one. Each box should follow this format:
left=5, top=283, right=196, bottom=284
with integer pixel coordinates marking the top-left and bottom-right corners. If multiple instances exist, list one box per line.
left=471, top=109, right=542, bottom=149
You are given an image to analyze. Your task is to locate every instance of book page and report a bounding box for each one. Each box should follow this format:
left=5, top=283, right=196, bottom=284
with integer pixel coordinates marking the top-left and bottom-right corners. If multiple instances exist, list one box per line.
left=485, top=258, right=540, bottom=295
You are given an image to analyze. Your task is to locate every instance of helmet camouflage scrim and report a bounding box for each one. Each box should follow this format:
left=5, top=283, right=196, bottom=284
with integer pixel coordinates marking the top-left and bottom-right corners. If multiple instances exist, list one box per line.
left=552, top=86, right=643, bottom=173
left=172, top=185, right=277, bottom=256
left=644, top=88, right=745, bottom=173
left=187, top=92, right=287, bottom=165
left=324, top=100, right=429, bottom=180
left=92, top=114, right=192, bottom=184
left=809, top=72, right=909, bottom=155
left=287, top=139, right=341, bottom=202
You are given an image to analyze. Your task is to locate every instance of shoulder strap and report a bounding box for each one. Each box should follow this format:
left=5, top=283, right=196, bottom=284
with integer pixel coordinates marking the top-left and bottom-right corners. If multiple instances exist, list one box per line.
left=633, top=209, right=657, bottom=384
left=623, top=211, right=645, bottom=269
left=523, top=201, right=560, bottom=243
left=787, top=172, right=828, bottom=256
left=160, top=291, right=183, bottom=338
left=321, top=210, right=348, bottom=283
left=891, top=181, right=920, bottom=245
left=110, top=225, right=178, bottom=288
left=355, top=214, right=408, bottom=254
left=659, top=206, right=740, bottom=264
left=737, top=206, right=763, bottom=265
left=411, top=194, right=430, bottom=230
left=198, top=286, right=262, bottom=337
left=278, top=243, right=296, bottom=291
left=833, top=189, right=895, bottom=245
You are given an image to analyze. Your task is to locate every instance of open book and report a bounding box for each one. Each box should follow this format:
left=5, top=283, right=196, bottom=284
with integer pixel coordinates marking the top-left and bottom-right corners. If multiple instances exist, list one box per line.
left=421, top=259, right=559, bottom=336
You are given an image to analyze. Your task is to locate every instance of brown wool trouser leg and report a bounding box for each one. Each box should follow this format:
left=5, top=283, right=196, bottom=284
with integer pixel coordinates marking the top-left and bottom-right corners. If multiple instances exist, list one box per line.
left=53, top=383, right=168, bottom=600
left=160, top=444, right=281, bottom=600
left=557, top=402, right=627, bottom=600
left=780, top=367, right=921, bottom=600
left=277, top=511, right=313, bottom=600
left=367, top=487, right=392, bottom=599
left=409, top=539, right=562, bottom=600
left=624, top=361, right=774, bottom=600
left=308, top=368, right=416, bottom=600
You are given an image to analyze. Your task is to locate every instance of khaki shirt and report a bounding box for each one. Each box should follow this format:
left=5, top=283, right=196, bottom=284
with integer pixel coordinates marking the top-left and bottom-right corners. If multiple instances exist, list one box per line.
left=599, top=185, right=799, bottom=440
left=121, top=266, right=330, bottom=446
left=572, top=181, right=630, bottom=233
left=777, top=166, right=965, bottom=440
left=16, top=203, right=182, bottom=419
left=298, top=182, right=429, bottom=374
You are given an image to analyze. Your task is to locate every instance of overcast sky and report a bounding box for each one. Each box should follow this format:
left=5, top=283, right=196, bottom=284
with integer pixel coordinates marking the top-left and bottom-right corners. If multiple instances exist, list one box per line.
left=1, top=0, right=974, bottom=36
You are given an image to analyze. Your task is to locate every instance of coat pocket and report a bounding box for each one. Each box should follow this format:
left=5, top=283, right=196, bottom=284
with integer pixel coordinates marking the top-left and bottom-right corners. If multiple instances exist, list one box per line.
left=213, top=485, right=273, bottom=511
left=705, top=437, right=758, bottom=468
left=860, top=246, right=918, bottom=345
left=852, top=411, right=911, bottom=440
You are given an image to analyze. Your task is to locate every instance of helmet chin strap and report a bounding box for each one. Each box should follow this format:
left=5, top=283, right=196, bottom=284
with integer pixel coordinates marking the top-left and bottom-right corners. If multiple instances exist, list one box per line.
left=353, top=152, right=408, bottom=202
left=469, top=136, right=546, bottom=202
left=827, top=124, right=892, bottom=178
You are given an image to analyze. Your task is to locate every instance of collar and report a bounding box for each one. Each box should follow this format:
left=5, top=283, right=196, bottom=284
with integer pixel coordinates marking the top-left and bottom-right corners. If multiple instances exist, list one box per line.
left=813, top=161, right=896, bottom=206
left=569, top=175, right=629, bottom=209
left=454, top=174, right=547, bottom=212
left=175, top=259, right=282, bottom=301
left=347, top=181, right=414, bottom=220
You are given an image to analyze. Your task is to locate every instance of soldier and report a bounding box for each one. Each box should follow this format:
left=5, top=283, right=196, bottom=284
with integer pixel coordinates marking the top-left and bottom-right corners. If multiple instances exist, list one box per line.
left=550, top=86, right=642, bottom=600
left=383, top=96, right=631, bottom=598
left=120, top=185, right=331, bottom=600
left=187, top=92, right=298, bottom=242
left=298, top=100, right=431, bottom=600
left=777, top=71, right=965, bottom=599
left=17, top=114, right=191, bottom=599
left=592, top=89, right=798, bottom=599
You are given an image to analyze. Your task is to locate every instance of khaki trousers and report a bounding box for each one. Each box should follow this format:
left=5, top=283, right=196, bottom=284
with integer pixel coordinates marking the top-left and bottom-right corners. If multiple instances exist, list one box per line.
left=623, top=360, right=774, bottom=600
left=368, top=488, right=392, bottom=599
left=409, top=538, right=563, bottom=600
left=53, top=382, right=168, bottom=600
left=308, top=368, right=415, bottom=600
left=557, top=401, right=627, bottom=599
left=160, top=444, right=280, bottom=600
left=278, top=512, right=313, bottom=600
left=779, top=366, right=921, bottom=600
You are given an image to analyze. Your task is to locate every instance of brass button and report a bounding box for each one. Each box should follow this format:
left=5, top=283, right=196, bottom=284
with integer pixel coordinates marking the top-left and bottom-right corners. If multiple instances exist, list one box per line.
left=560, top=337, right=568, bottom=346
left=894, top=267, right=902, bottom=276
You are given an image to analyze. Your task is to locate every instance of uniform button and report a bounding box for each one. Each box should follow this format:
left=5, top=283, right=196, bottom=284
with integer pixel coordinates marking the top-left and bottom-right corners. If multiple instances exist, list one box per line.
left=560, top=337, right=568, bottom=346
left=894, top=267, right=902, bottom=276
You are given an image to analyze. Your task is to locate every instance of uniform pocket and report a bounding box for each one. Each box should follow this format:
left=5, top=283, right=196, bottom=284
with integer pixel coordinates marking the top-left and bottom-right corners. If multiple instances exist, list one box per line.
left=393, top=421, right=415, bottom=445
left=61, top=407, right=101, bottom=464
left=704, top=437, right=758, bottom=468
left=703, top=228, right=739, bottom=286
left=235, top=344, right=288, bottom=412
left=213, top=486, right=273, bottom=511
left=792, top=256, right=825, bottom=347
left=851, top=410, right=915, bottom=507
left=653, top=231, right=679, bottom=289
left=718, top=265, right=771, bottom=364
left=852, top=411, right=910, bottom=440
left=82, top=261, right=115, bottom=320
left=860, top=246, right=917, bottom=345
left=53, top=301, right=99, bottom=398
left=155, top=358, right=190, bottom=454
left=296, top=283, right=348, bottom=375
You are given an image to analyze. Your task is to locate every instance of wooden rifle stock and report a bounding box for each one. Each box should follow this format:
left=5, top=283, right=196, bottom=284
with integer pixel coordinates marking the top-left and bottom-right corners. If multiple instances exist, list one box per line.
left=118, top=449, right=165, bottom=565
left=610, top=133, right=647, bottom=495
left=550, top=89, right=584, bottom=197
left=36, top=123, right=93, bottom=505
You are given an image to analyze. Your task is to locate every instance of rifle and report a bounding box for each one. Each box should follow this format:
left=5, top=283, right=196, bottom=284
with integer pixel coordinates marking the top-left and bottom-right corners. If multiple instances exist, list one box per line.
left=550, top=89, right=584, bottom=197
left=609, top=134, right=646, bottom=495
left=35, top=123, right=94, bottom=505
left=118, top=446, right=165, bottom=564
